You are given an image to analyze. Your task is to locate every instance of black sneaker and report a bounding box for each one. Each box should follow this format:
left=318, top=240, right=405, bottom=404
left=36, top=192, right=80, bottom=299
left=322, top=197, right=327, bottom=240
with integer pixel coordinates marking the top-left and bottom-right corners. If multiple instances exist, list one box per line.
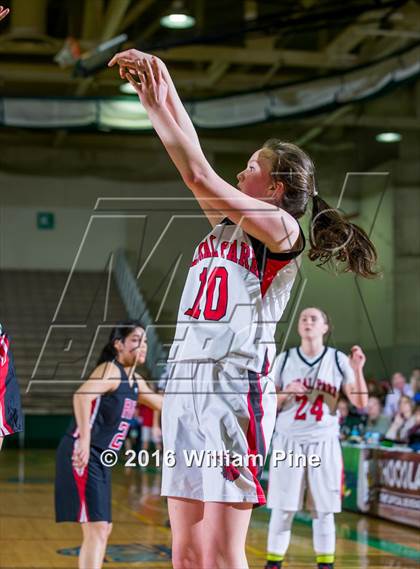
left=317, top=564, right=334, bottom=569
left=264, top=562, right=282, bottom=569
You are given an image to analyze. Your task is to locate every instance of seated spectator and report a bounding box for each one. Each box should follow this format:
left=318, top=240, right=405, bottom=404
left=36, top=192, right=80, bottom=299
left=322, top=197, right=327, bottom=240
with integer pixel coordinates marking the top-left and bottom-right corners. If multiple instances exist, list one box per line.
left=366, top=377, right=387, bottom=400
left=410, top=368, right=420, bottom=404
left=338, top=398, right=351, bottom=439
left=407, top=406, right=420, bottom=450
left=338, top=398, right=349, bottom=422
left=337, top=397, right=366, bottom=440
left=385, top=395, right=416, bottom=443
left=379, top=379, right=391, bottom=399
left=384, top=372, right=413, bottom=417
left=365, top=396, right=390, bottom=437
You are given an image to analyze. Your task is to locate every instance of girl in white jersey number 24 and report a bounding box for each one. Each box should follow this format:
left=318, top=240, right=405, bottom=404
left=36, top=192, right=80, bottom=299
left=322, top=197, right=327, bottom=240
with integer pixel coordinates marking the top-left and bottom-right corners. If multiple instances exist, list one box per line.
left=109, top=51, right=378, bottom=569
left=265, top=307, right=368, bottom=569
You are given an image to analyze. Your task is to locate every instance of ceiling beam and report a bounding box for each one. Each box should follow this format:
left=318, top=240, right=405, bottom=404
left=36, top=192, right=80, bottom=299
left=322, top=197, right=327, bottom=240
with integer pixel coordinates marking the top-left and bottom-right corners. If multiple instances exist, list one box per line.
left=0, top=63, right=76, bottom=84
left=0, top=131, right=259, bottom=155
left=325, top=8, right=385, bottom=56
left=153, top=45, right=357, bottom=69
left=302, top=114, right=420, bottom=131
left=0, top=39, right=61, bottom=55
left=259, top=62, right=283, bottom=88
left=245, top=37, right=277, bottom=50
left=76, top=0, right=131, bottom=97
left=0, top=62, right=302, bottom=92
left=9, top=0, right=48, bottom=37
left=101, top=0, right=132, bottom=41
left=244, top=1, right=257, bottom=21
left=117, top=0, right=156, bottom=33
left=0, top=0, right=55, bottom=53
left=140, top=18, right=162, bottom=42
left=356, top=27, right=420, bottom=40
left=295, top=105, right=354, bottom=146
left=82, top=0, right=105, bottom=42
left=356, top=1, right=420, bottom=61
left=359, top=34, right=408, bottom=61
left=203, top=61, right=230, bottom=87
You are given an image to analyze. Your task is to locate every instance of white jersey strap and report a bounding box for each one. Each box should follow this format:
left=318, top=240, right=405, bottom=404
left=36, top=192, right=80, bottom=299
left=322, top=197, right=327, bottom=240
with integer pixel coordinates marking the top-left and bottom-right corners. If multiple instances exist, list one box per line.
left=335, top=349, right=344, bottom=378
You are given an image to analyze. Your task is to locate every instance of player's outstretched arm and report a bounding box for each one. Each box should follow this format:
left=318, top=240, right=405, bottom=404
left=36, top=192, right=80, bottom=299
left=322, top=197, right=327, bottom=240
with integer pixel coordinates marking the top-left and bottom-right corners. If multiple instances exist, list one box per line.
left=112, top=56, right=299, bottom=253
left=0, top=5, right=10, bottom=22
left=343, top=346, right=368, bottom=409
left=109, top=49, right=223, bottom=227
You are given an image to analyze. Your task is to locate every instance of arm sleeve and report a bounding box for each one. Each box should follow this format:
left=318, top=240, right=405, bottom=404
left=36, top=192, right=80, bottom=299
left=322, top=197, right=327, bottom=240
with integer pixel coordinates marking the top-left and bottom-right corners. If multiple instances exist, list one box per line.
left=336, top=351, right=355, bottom=386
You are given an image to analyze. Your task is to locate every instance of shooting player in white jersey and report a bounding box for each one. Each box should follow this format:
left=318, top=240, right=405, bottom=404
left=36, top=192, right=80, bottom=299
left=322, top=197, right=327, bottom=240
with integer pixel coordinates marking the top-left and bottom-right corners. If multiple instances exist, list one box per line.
left=109, top=49, right=377, bottom=569
left=265, top=307, right=368, bottom=569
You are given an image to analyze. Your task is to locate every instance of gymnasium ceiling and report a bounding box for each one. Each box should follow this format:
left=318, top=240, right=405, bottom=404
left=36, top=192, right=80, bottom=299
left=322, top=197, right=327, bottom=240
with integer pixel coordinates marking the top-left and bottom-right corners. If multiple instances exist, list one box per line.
left=0, top=0, right=420, bottom=182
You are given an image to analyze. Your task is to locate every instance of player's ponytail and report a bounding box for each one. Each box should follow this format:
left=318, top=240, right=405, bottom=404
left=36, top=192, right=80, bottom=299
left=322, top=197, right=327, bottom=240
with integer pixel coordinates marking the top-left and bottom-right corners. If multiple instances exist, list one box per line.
left=262, top=138, right=378, bottom=279
left=97, top=319, right=144, bottom=365
left=309, top=194, right=378, bottom=278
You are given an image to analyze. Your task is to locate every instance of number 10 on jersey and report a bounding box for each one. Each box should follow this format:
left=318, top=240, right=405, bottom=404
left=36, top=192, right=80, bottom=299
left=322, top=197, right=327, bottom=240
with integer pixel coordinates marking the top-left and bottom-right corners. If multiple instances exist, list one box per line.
left=185, top=266, right=228, bottom=321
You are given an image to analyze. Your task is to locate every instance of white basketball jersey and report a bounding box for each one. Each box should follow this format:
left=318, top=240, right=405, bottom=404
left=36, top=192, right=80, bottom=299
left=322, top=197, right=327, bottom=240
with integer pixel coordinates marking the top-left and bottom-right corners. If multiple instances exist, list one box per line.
left=272, top=346, right=355, bottom=440
left=168, top=218, right=304, bottom=372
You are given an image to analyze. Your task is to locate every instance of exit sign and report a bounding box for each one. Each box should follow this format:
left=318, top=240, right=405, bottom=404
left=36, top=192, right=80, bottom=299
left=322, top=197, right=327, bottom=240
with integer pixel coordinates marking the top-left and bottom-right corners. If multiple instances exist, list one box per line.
left=37, top=212, right=55, bottom=230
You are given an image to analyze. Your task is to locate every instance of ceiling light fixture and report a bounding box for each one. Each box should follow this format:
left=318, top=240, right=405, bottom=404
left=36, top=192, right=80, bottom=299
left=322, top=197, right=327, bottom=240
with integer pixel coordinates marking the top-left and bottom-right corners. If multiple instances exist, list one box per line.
left=100, top=100, right=152, bottom=130
left=375, top=132, right=402, bottom=143
left=160, top=1, right=196, bottom=29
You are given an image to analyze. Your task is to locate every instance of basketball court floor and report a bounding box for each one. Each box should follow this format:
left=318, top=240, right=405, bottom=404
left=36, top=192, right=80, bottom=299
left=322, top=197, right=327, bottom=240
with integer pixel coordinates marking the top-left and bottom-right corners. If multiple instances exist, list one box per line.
left=1, top=449, right=418, bottom=569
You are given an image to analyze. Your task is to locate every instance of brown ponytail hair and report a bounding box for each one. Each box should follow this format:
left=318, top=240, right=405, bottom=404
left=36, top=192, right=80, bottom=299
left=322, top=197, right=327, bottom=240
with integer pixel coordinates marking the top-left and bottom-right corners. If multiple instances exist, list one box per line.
left=309, top=194, right=378, bottom=278
left=262, top=138, right=378, bottom=279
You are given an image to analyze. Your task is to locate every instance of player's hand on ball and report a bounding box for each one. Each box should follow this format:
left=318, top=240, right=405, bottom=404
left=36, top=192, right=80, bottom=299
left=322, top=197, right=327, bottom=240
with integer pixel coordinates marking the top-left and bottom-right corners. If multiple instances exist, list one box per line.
left=284, top=380, right=308, bottom=395
left=0, top=5, right=10, bottom=22
left=349, top=345, right=366, bottom=371
left=72, top=437, right=90, bottom=470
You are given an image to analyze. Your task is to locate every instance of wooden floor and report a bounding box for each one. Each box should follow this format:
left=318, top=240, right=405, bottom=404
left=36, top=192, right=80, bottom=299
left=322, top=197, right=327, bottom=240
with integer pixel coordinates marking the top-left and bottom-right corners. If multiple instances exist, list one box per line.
left=0, top=450, right=419, bottom=569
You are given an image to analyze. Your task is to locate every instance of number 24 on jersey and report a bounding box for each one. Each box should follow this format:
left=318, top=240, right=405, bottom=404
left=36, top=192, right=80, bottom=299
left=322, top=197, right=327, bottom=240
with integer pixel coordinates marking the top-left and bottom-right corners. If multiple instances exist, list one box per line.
left=294, top=394, right=324, bottom=422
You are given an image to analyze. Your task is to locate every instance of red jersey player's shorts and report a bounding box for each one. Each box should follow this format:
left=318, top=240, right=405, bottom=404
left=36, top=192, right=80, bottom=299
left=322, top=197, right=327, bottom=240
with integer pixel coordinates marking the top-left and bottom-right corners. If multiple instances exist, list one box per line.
left=0, top=329, right=23, bottom=437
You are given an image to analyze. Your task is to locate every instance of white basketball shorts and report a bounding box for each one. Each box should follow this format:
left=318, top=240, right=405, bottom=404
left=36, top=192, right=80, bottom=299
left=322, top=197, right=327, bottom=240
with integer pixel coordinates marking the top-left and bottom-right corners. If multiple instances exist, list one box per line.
left=161, top=360, right=276, bottom=505
left=266, top=434, right=343, bottom=513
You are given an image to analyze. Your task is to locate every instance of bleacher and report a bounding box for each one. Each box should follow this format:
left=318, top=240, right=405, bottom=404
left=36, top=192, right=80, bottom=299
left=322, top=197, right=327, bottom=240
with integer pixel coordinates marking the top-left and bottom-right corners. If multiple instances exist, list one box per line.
left=0, top=269, right=128, bottom=414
